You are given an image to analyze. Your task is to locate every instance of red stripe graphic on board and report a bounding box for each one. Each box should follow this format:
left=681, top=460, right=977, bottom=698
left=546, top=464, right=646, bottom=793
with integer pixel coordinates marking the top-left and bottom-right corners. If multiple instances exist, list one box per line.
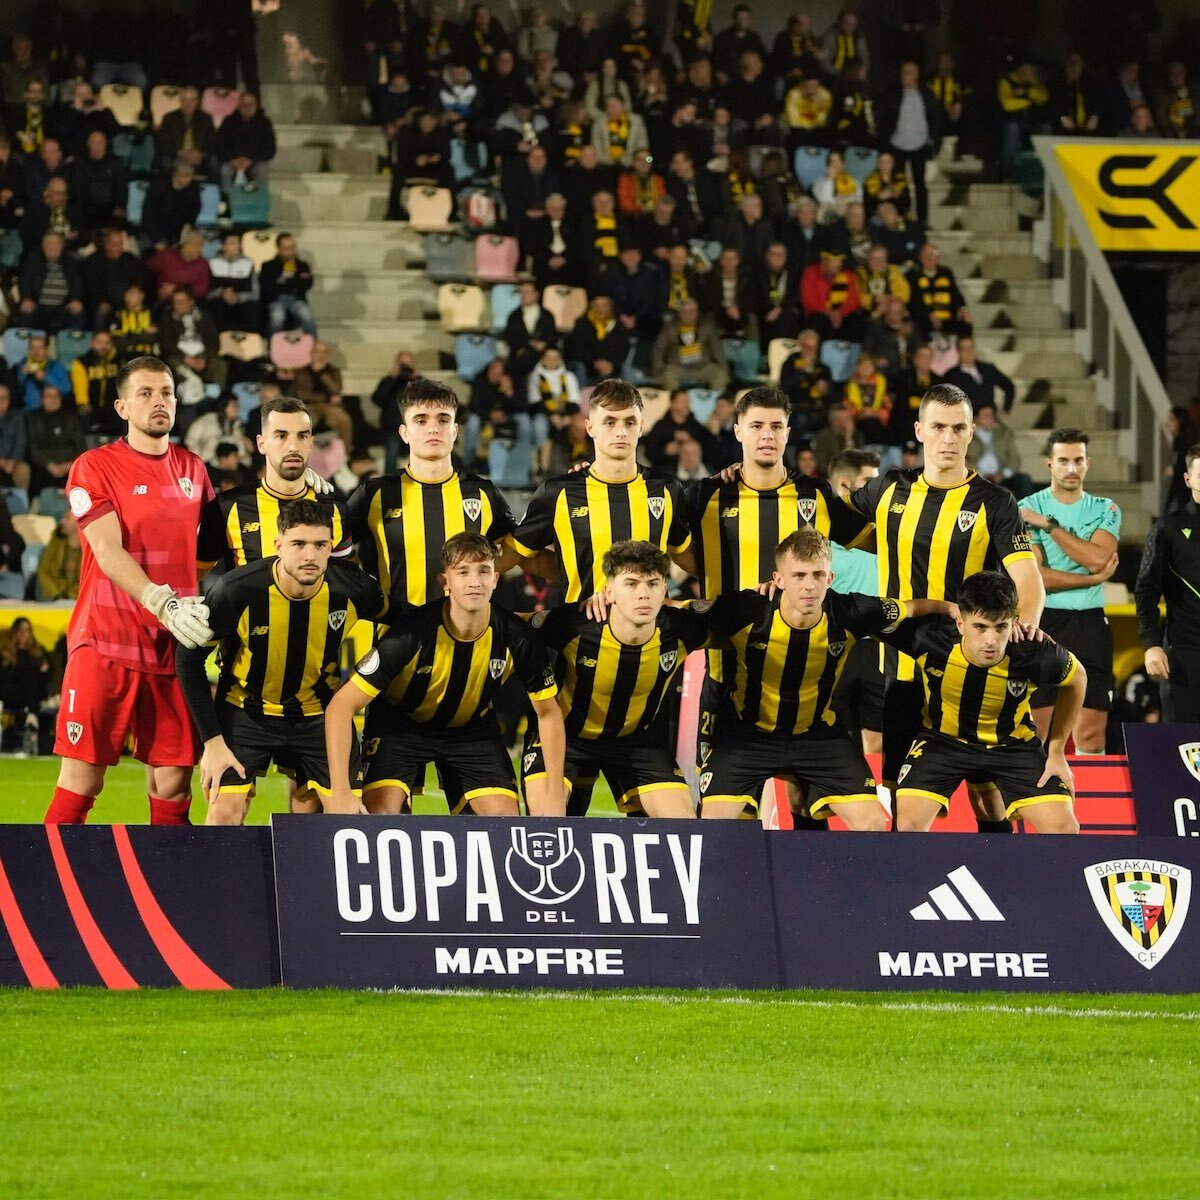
left=0, top=850, right=59, bottom=988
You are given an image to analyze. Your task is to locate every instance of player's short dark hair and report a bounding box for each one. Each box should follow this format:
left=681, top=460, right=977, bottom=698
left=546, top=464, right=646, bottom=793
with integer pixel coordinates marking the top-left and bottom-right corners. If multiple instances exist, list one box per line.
left=260, top=395, right=310, bottom=430
left=776, top=527, right=832, bottom=566
left=917, top=383, right=972, bottom=420
left=440, top=531, right=499, bottom=570
left=1044, top=427, right=1090, bottom=457
left=602, top=539, right=669, bottom=580
left=957, top=571, right=1018, bottom=621
left=277, top=498, right=334, bottom=535
left=589, top=380, right=643, bottom=413
left=827, top=448, right=881, bottom=488
left=399, top=377, right=459, bottom=423
left=1186, top=443, right=1200, bottom=472
left=735, top=385, right=791, bottom=420
left=116, top=355, right=172, bottom=397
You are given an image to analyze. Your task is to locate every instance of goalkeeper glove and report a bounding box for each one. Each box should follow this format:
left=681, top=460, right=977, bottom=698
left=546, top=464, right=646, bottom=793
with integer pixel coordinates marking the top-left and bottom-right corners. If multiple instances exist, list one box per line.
left=304, top=467, right=334, bottom=496
left=141, top=583, right=214, bottom=649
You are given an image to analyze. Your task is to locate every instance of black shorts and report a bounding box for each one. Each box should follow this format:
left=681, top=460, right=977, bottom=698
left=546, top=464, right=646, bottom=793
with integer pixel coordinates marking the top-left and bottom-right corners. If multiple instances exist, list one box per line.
left=217, top=704, right=356, bottom=798
left=522, top=727, right=690, bottom=816
left=833, top=639, right=886, bottom=733
left=882, top=676, right=925, bottom=786
left=699, top=717, right=877, bottom=817
left=1032, top=607, right=1112, bottom=711
left=696, top=670, right=729, bottom=770
left=895, top=731, right=1072, bottom=819
left=363, top=717, right=518, bottom=814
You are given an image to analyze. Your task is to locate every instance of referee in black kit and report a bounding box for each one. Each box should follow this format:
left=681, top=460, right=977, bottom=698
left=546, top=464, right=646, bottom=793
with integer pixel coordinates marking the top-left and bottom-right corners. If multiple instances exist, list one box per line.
left=1136, top=444, right=1200, bottom=721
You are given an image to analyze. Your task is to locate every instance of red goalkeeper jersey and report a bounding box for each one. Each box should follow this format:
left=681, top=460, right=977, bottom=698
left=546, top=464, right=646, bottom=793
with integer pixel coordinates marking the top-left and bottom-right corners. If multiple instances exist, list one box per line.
left=66, top=439, right=214, bottom=674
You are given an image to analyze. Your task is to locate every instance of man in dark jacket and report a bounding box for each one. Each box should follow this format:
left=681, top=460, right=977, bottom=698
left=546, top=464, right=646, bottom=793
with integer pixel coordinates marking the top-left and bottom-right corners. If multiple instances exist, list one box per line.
left=71, top=130, right=127, bottom=235
left=609, top=243, right=662, bottom=345
left=260, top=231, right=317, bottom=336
left=17, top=231, right=85, bottom=331
left=503, top=279, right=559, bottom=380
left=943, top=335, right=1016, bottom=414
left=83, top=227, right=146, bottom=326
left=216, top=91, right=276, bottom=194
left=877, top=60, right=942, bottom=225
left=155, top=85, right=218, bottom=177
left=142, top=160, right=201, bottom=250
left=27, top=383, right=86, bottom=493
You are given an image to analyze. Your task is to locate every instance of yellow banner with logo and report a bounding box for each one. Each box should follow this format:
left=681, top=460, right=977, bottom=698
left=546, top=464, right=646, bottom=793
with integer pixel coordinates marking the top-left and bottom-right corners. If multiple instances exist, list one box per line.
left=1055, top=143, right=1200, bottom=252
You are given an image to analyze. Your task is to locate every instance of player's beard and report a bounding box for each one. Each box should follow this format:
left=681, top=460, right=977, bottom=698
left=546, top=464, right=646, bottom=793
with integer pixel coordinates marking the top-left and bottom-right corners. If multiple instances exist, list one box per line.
left=275, top=457, right=307, bottom=482
left=136, top=418, right=172, bottom=440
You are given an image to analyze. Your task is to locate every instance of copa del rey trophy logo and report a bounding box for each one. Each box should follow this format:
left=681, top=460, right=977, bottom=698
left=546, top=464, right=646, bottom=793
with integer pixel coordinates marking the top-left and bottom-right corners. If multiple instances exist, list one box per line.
left=504, top=827, right=586, bottom=906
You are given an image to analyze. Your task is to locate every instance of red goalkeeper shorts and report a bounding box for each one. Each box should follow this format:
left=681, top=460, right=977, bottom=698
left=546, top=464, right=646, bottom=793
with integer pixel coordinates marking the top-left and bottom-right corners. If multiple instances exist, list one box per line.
left=55, top=644, right=199, bottom=768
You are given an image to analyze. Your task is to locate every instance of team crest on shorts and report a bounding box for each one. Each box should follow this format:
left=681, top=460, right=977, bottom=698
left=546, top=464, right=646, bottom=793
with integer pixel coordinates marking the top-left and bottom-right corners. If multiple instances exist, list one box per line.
left=178, top=477, right=194, bottom=499
left=522, top=752, right=537, bottom=773
left=1084, top=861, right=1192, bottom=970
left=328, top=609, right=347, bottom=631
left=659, top=650, right=677, bottom=672
left=1007, top=678, right=1027, bottom=697
left=798, top=497, right=817, bottom=522
left=1179, top=742, right=1200, bottom=784
left=489, top=658, right=506, bottom=679
left=648, top=496, right=665, bottom=520
left=462, top=497, right=482, bottom=522
left=957, top=509, right=978, bottom=533
left=66, top=722, right=83, bottom=745
left=699, top=771, right=713, bottom=793
left=897, top=764, right=911, bottom=783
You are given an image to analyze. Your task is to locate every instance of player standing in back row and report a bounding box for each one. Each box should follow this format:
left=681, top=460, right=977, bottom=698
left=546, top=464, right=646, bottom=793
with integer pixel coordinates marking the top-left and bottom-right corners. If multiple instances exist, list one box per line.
left=46, top=356, right=215, bottom=825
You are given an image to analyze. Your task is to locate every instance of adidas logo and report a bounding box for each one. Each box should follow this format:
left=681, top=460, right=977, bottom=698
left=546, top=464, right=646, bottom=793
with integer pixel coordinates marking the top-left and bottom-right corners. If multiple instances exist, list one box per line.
left=909, top=865, right=1005, bottom=922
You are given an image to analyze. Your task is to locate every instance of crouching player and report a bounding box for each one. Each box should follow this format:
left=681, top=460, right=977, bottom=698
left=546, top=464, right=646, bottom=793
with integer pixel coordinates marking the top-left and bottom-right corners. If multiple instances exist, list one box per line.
left=177, top=499, right=385, bottom=824
left=694, top=528, right=951, bottom=827
left=881, top=570, right=1085, bottom=833
left=522, top=540, right=712, bottom=818
left=325, top=533, right=565, bottom=816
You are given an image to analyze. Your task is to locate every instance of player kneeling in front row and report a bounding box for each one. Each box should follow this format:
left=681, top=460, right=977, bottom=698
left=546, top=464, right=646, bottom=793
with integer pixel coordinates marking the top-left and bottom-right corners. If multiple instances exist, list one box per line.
left=177, top=500, right=386, bottom=824
left=880, top=571, right=1085, bottom=834
left=694, top=528, right=952, bottom=828
left=325, top=533, right=566, bottom=816
left=522, top=540, right=712, bottom=818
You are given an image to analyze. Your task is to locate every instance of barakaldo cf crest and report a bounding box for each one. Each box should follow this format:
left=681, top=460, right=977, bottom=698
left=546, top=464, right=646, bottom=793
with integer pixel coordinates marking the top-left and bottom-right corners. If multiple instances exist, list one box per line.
left=1007, top=679, right=1027, bottom=697
left=828, top=640, right=846, bottom=657
left=1084, top=860, right=1192, bottom=970
left=957, top=509, right=978, bottom=533
left=66, top=722, right=83, bottom=745
left=1178, top=742, right=1200, bottom=784
left=462, top=497, right=482, bottom=522
left=659, top=650, right=677, bottom=672
left=798, top=498, right=817, bottom=522
left=328, top=609, right=347, bottom=631
left=505, top=827, right=586, bottom=905
left=648, top=496, right=665, bottom=520
left=178, top=477, right=194, bottom=499
left=489, top=658, right=506, bottom=680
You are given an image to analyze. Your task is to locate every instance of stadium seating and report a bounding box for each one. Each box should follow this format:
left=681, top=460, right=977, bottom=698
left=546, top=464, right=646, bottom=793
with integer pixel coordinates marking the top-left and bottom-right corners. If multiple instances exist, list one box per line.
left=423, top=233, right=472, bottom=283
left=241, top=230, right=278, bottom=269
left=543, top=285, right=588, bottom=333
left=474, top=235, right=519, bottom=284
left=269, top=331, right=314, bottom=369
left=3, top=327, right=45, bottom=365
left=407, top=186, right=455, bottom=232
left=149, top=84, right=184, bottom=129
left=458, top=185, right=504, bottom=231
left=819, top=339, right=861, bottom=383
left=687, top=388, right=720, bottom=423
left=228, top=185, right=271, bottom=227
left=723, top=337, right=761, bottom=383
left=437, top=283, right=487, bottom=332
left=844, top=146, right=879, bottom=186
left=34, top=488, right=69, bottom=520
left=488, top=282, right=520, bottom=333
left=126, top=180, right=148, bottom=226
left=232, top=381, right=263, bottom=421
left=767, top=337, right=800, bottom=382
left=794, top=146, right=829, bottom=190
left=98, top=84, right=144, bottom=127
left=930, top=339, right=960, bottom=376
left=54, top=330, right=92, bottom=371
left=196, top=183, right=223, bottom=228
left=13, top=513, right=57, bottom=547
left=638, top=387, right=671, bottom=428
left=112, top=132, right=155, bottom=177
left=454, top=333, right=498, bottom=381
left=219, top=331, right=267, bottom=362
left=201, top=87, right=240, bottom=128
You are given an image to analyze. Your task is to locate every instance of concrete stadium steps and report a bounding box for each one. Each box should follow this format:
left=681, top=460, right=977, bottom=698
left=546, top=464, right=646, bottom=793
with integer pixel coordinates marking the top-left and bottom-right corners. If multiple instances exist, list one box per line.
left=309, top=270, right=437, bottom=322
left=930, top=205, right=1021, bottom=233
left=273, top=124, right=383, bottom=175
left=261, top=85, right=367, bottom=126
left=971, top=302, right=1065, bottom=331
left=323, top=321, right=453, bottom=374
left=272, top=174, right=390, bottom=223
left=283, top=221, right=423, bottom=272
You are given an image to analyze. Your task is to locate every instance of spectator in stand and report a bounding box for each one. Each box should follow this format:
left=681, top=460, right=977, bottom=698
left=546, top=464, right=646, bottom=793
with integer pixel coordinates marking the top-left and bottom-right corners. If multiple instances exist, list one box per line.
left=526, top=346, right=580, bottom=477
left=780, top=329, right=833, bottom=441
left=666, top=150, right=720, bottom=238
left=371, top=351, right=417, bottom=474
left=772, top=14, right=820, bottom=88
left=633, top=193, right=687, bottom=263
left=557, top=11, right=604, bottom=86
left=51, top=81, right=118, bottom=160
left=410, top=4, right=457, bottom=86
left=609, top=242, right=663, bottom=347
left=170, top=337, right=225, bottom=431
left=581, top=189, right=625, bottom=292
left=858, top=243, right=911, bottom=315
left=141, top=160, right=201, bottom=251
left=69, top=330, right=121, bottom=436
left=721, top=191, right=774, bottom=270
left=17, top=232, right=85, bottom=332
left=546, top=405, right=591, bottom=475
left=863, top=294, right=914, bottom=376
left=208, top=232, right=260, bottom=331
left=492, top=94, right=551, bottom=161
left=36, top=511, right=82, bottom=601
left=109, top=282, right=159, bottom=360
left=812, top=401, right=864, bottom=474
left=467, top=356, right=532, bottom=487
left=8, top=77, right=50, bottom=157
left=293, top=341, right=354, bottom=450
left=616, top=151, right=666, bottom=217
left=19, top=174, right=82, bottom=252
left=652, top=298, right=728, bottom=392
left=701, top=245, right=757, bottom=342
left=147, top=229, right=212, bottom=304
left=0, top=618, right=48, bottom=733
left=159, top=285, right=220, bottom=370
left=795, top=447, right=819, bottom=478
left=1157, top=61, right=1199, bottom=138
left=591, top=96, right=648, bottom=170
left=800, top=248, right=863, bottom=340
left=944, top=335, right=1015, bottom=415
left=673, top=432, right=709, bottom=481
left=156, top=85, right=217, bottom=177
left=928, top=51, right=974, bottom=156
left=0, top=496, right=25, bottom=599
left=783, top=195, right=826, bottom=272
left=863, top=149, right=911, bottom=218
left=879, top=60, right=941, bottom=226
left=26, top=383, right=84, bottom=494
left=22, top=138, right=68, bottom=201
left=967, top=405, right=1034, bottom=497
left=0, top=385, right=31, bottom=494
left=504, top=279, right=559, bottom=381
left=261, top=232, right=317, bottom=336
left=522, top=191, right=580, bottom=287
left=72, top=129, right=126, bottom=235
left=755, top=241, right=800, bottom=344
left=216, top=91, right=276, bottom=195
left=1052, top=52, right=1102, bottom=136
left=90, top=6, right=149, bottom=89
left=843, top=352, right=893, bottom=453
left=437, top=63, right=482, bottom=125
left=503, top=144, right=560, bottom=231
left=713, top=5, right=768, bottom=82
left=840, top=201, right=873, bottom=268
left=891, top=342, right=940, bottom=437
left=823, top=9, right=869, bottom=79
left=609, top=5, right=654, bottom=78
left=654, top=98, right=708, bottom=165
left=459, top=4, right=510, bottom=79
left=997, top=58, right=1050, bottom=169
left=186, top=395, right=249, bottom=468
left=783, top=75, right=833, bottom=146
left=567, top=295, right=628, bottom=385
left=391, top=108, right=452, bottom=199
left=871, top=198, right=923, bottom=267
left=706, top=394, right=740, bottom=469
left=1102, top=59, right=1147, bottom=135
left=1122, top=103, right=1159, bottom=137
left=658, top=242, right=700, bottom=314
left=724, top=49, right=778, bottom=137
left=1, top=34, right=49, bottom=106
left=907, top=240, right=972, bottom=339
left=83, top=227, right=145, bottom=327
left=643, top=387, right=713, bottom=475
left=833, top=58, right=877, bottom=144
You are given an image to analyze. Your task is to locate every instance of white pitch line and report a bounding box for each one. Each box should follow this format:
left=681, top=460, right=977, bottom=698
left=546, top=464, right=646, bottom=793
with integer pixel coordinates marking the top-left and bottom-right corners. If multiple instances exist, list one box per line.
left=379, top=988, right=1200, bottom=1022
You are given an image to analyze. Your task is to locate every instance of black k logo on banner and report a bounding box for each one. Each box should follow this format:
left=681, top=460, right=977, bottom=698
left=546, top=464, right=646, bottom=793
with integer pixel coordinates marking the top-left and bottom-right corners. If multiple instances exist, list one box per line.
left=1097, top=155, right=1198, bottom=230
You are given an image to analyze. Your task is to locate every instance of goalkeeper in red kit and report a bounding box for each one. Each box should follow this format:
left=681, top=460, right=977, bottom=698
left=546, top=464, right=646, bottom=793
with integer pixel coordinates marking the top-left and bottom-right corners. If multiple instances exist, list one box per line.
left=46, top=357, right=217, bottom=825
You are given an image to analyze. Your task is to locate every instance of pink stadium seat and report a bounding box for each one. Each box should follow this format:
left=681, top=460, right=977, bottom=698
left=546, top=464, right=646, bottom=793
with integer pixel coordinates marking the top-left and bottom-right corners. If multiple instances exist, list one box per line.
left=473, top=235, right=519, bottom=283
left=202, top=87, right=241, bottom=129
left=269, top=331, right=315, bottom=370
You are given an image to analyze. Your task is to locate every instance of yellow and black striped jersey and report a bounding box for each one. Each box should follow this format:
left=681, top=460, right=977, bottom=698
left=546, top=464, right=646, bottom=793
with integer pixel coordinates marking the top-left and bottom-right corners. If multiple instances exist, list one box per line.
left=348, top=468, right=516, bottom=609
left=529, top=605, right=710, bottom=739
left=196, top=481, right=352, bottom=572
left=349, top=600, right=558, bottom=728
left=880, top=615, right=1078, bottom=746
left=203, top=557, right=384, bottom=719
left=511, top=468, right=692, bottom=602
left=696, top=589, right=903, bottom=735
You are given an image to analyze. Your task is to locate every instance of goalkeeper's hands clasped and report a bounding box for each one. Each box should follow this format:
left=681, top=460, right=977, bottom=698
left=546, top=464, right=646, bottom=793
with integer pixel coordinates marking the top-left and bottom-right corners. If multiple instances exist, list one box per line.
left=141, top=582, right=214, bottom=649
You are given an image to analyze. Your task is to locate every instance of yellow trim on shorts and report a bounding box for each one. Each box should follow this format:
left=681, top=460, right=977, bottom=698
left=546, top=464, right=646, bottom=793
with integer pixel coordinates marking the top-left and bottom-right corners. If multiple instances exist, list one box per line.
left=701, top=793, right=760, bottom=809
left=362, top=778, right=412, bottom=795
left=616, top=780, right=691, bottom=813
left=808, top=791, right=879, bottom=816
left=896, top=787, right=951, bottom=810
left=305, top=781, right=362, bottom=798
left=1005, top=794, right=1073, bottom=818
left=460, top=786, right=520, bottom=803
left=215, top=783, right=255, bottom=796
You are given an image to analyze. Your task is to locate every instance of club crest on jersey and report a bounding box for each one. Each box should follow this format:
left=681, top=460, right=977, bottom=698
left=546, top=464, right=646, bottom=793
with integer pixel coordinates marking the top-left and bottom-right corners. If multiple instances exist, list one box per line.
left=66, top=721, right=83, bottom=746
left=489, top=658, right=506, bottom=679
left=957, top=509, right=978, bottom=533
left=1179, top=742, right=1200, bottom=784
left=648, top=496, right=665, bottom=520
left=1007, top=679, right=1027, bottom=697
left=828, top=640, right=846, bottom=657
left=798, top=498, right=817, bottom=522
left=463, top=497, right=482, bottom=522
left=328, top=610, right=347, bottom=631
left=699, top=771, right=713, bottom=793
left=659, top=650, right=677, bottom=672
left=178, top=477, right=194, bottom=499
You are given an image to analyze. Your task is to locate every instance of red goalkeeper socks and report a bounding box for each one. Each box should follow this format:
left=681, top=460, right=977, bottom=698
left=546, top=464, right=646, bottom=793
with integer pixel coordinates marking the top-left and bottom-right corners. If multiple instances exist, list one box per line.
left=148, top=795, right=192, bottom=825
left=45, top=788, right=95, bottom=825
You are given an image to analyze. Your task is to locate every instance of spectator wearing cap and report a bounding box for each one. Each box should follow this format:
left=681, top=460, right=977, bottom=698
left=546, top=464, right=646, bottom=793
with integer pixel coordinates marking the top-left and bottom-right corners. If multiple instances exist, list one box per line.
left=567, top=295, right=629, bottom=385
left=147, top=230, right=212, bottom=304
left=27, top=383, right=85, bottom=493
left=800, top=248, right=863, bottom=340
left=142, top=160, right=201, bottom=251
left=609, top=242, right=663, bottom=345
left=616, top=152, right=666, bottom=216
left=0, top=384, right=31, bottom=493
left=504, top=279, right=559, bottom=380
left=17, top=232, right=85, bottom=331
left=261, top=232, right=317, bottom=337
left=652, top=298, right=728, bottom=393
left=208, top=232, right=260, bottom=332
left=156, top=85, right=217, bottom=177
left=700, top=246, right=757, bottom=342
left=70, top=330, right=121, bottom=436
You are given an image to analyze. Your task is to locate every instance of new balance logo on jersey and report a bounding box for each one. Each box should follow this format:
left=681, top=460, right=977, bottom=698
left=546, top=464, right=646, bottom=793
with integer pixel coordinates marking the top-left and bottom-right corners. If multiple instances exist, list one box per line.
left=250, top=625, right=270, bottom=636
left=463, top=498, right=482, bottom=522
left=241, top=522, right=260, bottom=533
left=910, top=866, right=1005, bottom=922
left=1007, top=679, right=1027, bottom=697
left=385, top=508, right=404, bottom=519
left=578, top=655, right=599, bottom=668
left=489, top=658, right=506, bottom=680
left=720, top=506, right=739, bottom=517
left=890, top=503, right=906, bottom=514
left=328, top=610, right=347, bottom=631
left=570, top=506, right=589, bottom=518
left=178, top=477, right=194, bottom=499
left=648, top=497, right=665, bottom=520
left=132, top=485, right=148, bottom=495
left=957, top=510, right=978, bottom=533
left=659, top=650, right=677, bottom=672
left=66, top=721, right=83, bottom=746
left=798, top=498, right=817, bottom=522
